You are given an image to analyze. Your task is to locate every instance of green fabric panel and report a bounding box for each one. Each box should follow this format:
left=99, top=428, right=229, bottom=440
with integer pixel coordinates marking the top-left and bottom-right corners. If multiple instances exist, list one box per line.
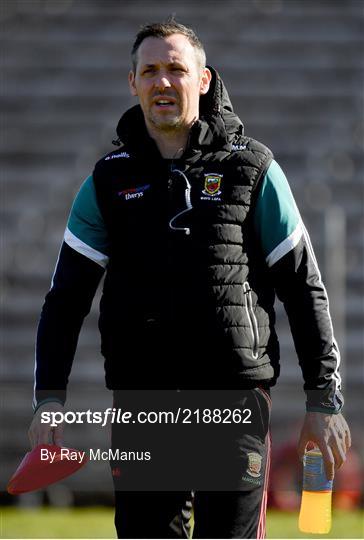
left=67, top=175, right=109, bottom=255
left=254, top=160, right=300, bottom=260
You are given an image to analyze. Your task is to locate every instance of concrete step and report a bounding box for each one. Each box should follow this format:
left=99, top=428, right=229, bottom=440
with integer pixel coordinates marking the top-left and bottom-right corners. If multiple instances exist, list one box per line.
left=4, top=102, right=361, bottom=132
left=1, top=346, right=103, bottom=381
left=2, top=116, right=362, bottom=157
left=3, top=114, right=360, bottom=139
left=2, top=176, right=363, bottom=223
left=2, top=93, right=361, bottom=130
left=2, top=0, right=361, bottom=22
left=2, top=300, right=364, bottom=346
left=3, top=36, right=363, bottom=69
left=3, top=65, right=362, bottom=98
left=2, top=352, right=363, bottom=388
left=2, top=321, right=363, bottom=358
left=2, top=6, right=362, bottom=44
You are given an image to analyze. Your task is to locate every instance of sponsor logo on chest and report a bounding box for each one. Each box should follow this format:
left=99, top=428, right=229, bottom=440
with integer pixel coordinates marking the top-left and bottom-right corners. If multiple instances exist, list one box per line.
left=118, top=184, right=151, bottom=201
left=105, top=151, right=130, bottom=160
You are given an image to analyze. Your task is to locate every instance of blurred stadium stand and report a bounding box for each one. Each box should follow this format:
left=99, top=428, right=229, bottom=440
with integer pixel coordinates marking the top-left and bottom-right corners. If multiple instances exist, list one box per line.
left=1, top=0, right=363, bottom=502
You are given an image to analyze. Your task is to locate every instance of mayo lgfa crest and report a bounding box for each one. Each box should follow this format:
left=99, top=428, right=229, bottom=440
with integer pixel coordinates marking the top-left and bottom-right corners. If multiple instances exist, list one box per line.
left=201, top=173, right=223, bottom=200
left=246, top=452, right=262, bottom=478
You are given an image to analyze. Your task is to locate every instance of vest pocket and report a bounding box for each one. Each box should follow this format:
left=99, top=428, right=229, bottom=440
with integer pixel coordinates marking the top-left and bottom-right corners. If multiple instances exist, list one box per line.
left=243, top=282, right=260, bottom=359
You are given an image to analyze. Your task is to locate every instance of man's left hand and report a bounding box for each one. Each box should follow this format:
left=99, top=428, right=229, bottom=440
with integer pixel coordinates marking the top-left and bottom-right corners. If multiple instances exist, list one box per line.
left=297, top=411, right=351, bottom=480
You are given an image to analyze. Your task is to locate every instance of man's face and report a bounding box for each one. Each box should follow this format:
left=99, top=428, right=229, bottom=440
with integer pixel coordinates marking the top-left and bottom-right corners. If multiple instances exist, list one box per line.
left=128, top=34, right=211, bottom=134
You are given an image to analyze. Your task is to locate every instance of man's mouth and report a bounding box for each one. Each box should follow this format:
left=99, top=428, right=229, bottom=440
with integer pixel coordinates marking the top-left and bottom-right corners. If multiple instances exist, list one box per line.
left=153, top=97, right=176, bottom=108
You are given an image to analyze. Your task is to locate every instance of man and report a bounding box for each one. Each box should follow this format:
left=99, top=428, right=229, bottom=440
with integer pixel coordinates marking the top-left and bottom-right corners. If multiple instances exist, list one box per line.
left=29, top=20, right=351, bottom=539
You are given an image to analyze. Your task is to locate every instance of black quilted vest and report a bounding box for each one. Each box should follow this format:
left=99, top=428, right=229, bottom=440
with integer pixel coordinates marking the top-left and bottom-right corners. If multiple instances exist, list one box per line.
left=93, top=68, right=280, bottom=389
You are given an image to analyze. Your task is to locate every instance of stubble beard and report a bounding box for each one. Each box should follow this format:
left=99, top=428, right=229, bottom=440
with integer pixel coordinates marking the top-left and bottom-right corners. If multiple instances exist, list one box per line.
left=148, top=112, right=184, bottom=133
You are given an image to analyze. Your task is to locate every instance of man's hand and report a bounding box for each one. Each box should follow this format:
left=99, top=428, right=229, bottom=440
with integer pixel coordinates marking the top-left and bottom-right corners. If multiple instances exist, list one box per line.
left=28, top=402, right=65, bottom=449
left=298, top=411, right=351, bottom=480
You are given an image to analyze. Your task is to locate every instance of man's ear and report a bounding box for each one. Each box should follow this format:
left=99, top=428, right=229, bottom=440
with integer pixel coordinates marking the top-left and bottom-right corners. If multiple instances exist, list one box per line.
left=199, top=67, right=212, bottom=96
left=128, top=70, right=138, bottom=96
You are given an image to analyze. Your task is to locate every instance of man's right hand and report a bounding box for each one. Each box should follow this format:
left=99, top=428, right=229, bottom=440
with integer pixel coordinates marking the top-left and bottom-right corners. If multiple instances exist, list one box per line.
left=28, top=402, right=64, bottom=449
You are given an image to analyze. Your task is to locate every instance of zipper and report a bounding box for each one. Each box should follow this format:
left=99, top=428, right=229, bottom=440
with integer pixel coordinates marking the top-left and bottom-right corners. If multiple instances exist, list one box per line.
left=243, top=281, right=259, bottom=359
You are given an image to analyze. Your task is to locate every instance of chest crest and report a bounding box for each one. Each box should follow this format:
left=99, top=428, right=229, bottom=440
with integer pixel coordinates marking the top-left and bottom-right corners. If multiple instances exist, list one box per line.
left=200, top=173, right=223, bottom=201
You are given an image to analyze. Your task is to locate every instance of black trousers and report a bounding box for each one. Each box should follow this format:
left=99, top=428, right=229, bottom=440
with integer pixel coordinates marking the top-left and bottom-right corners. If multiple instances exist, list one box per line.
left=111, top=388, right=271, bottom=539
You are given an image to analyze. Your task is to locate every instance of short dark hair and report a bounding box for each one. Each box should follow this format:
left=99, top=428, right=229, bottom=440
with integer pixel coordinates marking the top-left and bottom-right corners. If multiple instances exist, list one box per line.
left=131, top=18, right=206, bottom=72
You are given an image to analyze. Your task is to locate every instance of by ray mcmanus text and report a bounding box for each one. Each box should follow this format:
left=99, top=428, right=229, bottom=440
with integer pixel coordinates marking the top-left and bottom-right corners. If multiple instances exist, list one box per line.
left=40, top=447, right=152, bottom=463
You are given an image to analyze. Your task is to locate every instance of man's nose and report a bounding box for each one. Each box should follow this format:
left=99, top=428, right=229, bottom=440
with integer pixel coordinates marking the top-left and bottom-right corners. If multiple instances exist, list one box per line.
left=155, top=76, right=172, bottom=91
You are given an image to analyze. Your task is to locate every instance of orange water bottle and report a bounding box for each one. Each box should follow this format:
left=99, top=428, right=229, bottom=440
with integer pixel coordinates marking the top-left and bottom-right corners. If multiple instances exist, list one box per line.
left=298, top=447, right=333, bottom=534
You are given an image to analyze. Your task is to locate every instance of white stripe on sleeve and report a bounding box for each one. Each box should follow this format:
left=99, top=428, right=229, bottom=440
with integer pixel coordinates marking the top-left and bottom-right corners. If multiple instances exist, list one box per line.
left=266, top=221, right=303, bottom=268
left=64, top=227, right=109, bottom=269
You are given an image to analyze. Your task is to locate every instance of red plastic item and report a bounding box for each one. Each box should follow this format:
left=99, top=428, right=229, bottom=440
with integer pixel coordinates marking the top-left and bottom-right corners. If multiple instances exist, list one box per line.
left=7, top=444, right=88, bottom=495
